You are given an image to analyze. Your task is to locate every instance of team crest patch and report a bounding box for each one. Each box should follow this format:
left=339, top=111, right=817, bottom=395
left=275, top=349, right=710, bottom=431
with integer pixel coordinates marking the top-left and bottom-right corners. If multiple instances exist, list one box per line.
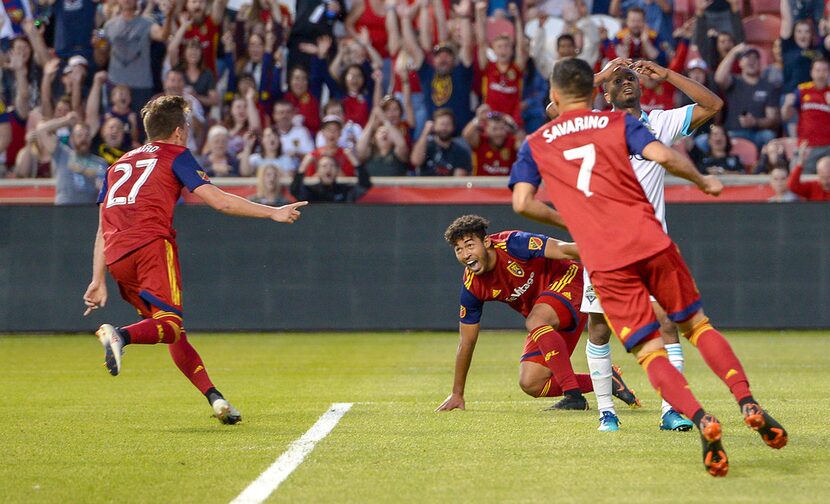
left=197, top=170, right=210, bottom=182
left=460, top=306, right=467, bottom=318
left=507, top=262, right=525, bottom=277
left=528, top=237, right=543, bottom=251
left=507, top=69, right=516, bottom=80
left=500, top=148, right=511, bottom=160
left=432, top=75, right=452, bottom=107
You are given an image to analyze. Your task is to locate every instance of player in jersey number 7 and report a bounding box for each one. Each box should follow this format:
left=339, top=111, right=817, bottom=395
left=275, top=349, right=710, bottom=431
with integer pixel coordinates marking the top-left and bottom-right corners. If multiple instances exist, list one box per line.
left=83, top=96, right=307, bottom=425
left=510, top=58, right=787, bottom=477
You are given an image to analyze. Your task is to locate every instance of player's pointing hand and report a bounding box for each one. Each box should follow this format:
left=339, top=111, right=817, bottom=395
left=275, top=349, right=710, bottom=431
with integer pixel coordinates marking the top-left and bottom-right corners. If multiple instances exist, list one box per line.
left=700, top=175, right=723, bottom=196
left=272, top=201, right=308, bottom=223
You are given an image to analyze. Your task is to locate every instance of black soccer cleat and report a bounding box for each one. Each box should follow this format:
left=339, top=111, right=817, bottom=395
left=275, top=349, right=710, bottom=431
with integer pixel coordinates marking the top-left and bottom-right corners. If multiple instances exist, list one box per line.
left=742, top=403, right=788, bottom=449
left=611, top=365, right=642, bottom=408
left=698, top=413, right=729, bottom=477
left=544, top=394, right=589, bottom=411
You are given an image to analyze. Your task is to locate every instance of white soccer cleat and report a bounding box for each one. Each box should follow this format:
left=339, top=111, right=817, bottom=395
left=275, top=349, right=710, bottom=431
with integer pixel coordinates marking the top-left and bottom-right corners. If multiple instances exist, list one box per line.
left=212, top=398, right=242, bottom=425
left=95, top=323, right=124, bottom=376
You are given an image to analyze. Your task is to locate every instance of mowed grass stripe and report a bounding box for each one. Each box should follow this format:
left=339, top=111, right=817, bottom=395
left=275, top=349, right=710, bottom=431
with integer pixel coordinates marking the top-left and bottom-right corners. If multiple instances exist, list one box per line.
left=1, top=332, right=828, bottom=503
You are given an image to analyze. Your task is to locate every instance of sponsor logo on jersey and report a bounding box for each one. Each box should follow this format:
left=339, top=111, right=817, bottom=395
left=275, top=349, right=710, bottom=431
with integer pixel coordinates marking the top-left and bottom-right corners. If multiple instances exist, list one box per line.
left=561, top=292, right=572, bottom=300
left=544, top=350, right=559, bottom=361
left=528, top=237, right=543, bottom=250
left=506, top=272, right=535, bottom=301
left=491, top=289, right=502, bottom=298
left=507, top=262, right=525, bottom=277
left=460, top=306, right=467, bottom=318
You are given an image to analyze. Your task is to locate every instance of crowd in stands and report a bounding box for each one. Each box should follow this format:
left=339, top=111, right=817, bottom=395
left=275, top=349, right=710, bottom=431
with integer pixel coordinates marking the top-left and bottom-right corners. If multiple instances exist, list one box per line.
left=1, top=0, right=829, bottom=204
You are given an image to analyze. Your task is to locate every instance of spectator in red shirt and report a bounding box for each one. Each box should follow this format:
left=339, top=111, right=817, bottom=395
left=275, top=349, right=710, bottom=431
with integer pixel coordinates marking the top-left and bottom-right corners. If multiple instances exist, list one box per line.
left=462, top=105, right=519, bottom=176
left=474, top=1, right=526, bottom=128
left=285, top=66, right=321, bottom=133
left=304, top=115, right=359, bottom=176
left=182, top=0, right=227, bottom=75
left=788, top=142, right=830, bottom=200
left=608, top=7, right=661, bottom=62
left=782, top=59, right=830, bottom=173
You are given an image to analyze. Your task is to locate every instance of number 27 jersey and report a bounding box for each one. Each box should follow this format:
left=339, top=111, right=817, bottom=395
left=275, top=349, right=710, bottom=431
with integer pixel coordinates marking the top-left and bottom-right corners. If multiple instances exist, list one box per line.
left=510, top=110, right=670, bottom=273
left=97, top=142, right=211, bottom=265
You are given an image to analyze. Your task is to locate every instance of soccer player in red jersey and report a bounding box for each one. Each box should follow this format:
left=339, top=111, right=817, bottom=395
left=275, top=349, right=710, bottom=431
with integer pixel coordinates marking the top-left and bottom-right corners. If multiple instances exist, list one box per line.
left=436, top=215, right=639, bottom=412
left=510, top=58, right=788, bottom=476
left=474, top=2, right=526, bottom=128
left=82, top=96, right=307, bottom=424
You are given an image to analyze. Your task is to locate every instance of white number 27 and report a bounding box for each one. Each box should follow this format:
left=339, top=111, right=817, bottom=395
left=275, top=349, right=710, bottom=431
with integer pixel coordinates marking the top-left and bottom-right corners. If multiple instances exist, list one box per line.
left=563, top=143, right=596, bottom=197
left=105, top=158, right=158, bottom=208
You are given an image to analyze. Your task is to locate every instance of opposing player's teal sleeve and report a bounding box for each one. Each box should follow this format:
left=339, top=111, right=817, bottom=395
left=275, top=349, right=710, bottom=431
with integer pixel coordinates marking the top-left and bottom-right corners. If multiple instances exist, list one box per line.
left=624, top=114, right=659, bottom=156
left=680, top=104, right=695, bottom=137
left=505, top=231, right=550, bottom=260
left=459, top=287, right=484, bottom=324
left=172, top=149, right=212, bottom=192
left=508, top=140, right=542, bottom=190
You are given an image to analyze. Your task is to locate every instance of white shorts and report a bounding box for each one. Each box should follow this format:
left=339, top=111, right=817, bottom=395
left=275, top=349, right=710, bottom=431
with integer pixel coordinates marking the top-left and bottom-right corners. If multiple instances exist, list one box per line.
left=580, top=268, right=655, bottom=314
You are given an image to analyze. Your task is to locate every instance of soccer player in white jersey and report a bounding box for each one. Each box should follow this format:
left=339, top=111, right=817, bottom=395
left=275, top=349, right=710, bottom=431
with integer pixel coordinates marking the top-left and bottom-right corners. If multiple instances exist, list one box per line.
left=579, top=58, right=724, bottom=431
left=512, top=57, right=723, bottom=431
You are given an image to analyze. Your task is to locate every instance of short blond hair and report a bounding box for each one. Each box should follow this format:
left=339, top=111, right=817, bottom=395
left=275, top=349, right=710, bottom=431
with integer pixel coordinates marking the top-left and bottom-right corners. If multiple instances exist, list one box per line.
left=141, top=95, right=190, bottom=141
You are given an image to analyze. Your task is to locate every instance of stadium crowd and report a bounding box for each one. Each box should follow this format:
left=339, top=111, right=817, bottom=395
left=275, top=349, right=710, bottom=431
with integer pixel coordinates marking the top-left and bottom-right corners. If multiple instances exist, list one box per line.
left=1, top=0, right=829, bottom=204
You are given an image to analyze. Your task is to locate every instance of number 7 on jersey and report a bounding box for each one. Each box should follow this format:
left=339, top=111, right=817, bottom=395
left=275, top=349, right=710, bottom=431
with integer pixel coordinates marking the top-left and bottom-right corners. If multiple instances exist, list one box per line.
left=564, top=144, right=596, bottom=198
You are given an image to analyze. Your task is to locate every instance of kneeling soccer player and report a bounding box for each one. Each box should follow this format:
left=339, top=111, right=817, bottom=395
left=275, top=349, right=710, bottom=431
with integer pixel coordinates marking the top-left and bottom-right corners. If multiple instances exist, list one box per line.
left=435, top=215, right=639, bottom=416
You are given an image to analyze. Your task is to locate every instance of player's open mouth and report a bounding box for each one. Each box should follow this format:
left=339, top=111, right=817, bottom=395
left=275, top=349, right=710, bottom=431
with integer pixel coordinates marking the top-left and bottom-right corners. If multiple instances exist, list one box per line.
left=466, top=259, right=480, bottom=271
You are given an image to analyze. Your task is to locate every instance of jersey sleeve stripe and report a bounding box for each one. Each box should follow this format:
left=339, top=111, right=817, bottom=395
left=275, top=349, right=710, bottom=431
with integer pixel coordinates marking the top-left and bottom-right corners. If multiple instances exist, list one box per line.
left=680, top=104, right=696, bottom=137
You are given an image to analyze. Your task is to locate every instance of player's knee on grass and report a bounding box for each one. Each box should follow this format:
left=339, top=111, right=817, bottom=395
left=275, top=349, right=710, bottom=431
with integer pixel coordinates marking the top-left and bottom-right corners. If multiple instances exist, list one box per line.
left=518, top=363, right=550, bottom=397
left=587, top=313, right=612, bottom=345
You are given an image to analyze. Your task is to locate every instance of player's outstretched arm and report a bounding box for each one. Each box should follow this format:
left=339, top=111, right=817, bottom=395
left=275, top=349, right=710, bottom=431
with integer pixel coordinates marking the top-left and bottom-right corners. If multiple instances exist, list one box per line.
left=543, top=238, right=580, bottom=261
left=642, top=141, right=723, bottom=196
left=83, top=207, right=108, bottom=316
left=436, top=322, right=481, bottom=412
left=511, top=182, right=569, bottom=229
left=193, top=184, right=308, bottom=223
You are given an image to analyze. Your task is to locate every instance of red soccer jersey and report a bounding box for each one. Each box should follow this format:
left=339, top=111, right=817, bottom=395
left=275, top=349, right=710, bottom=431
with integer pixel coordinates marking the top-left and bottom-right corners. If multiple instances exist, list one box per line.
left=307, top=146, right=356, bottom=177
left=510, top=110, right=670, bottom=272
left=343, top=93, right=370, bottom=127
left=287, top=92, right=321, bottom=134
left=472, top=134, right=516, bottom=176
left=184, top=16, right=220, bottom=75
left=97, top=142, right=211, bottom=265
left=481, top=61, right=523, bottom=124
left=459, top=231, right=582, bottom=324
left=796, top=82, right=830, bottom=147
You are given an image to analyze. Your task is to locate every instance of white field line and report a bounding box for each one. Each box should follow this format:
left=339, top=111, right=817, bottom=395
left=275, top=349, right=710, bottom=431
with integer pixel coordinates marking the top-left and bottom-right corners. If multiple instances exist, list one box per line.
left=230, top=402, right=353, bottom=504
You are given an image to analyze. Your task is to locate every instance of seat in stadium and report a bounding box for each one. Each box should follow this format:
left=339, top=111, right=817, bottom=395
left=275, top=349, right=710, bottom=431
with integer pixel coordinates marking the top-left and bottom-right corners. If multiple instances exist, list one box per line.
left=750, top=0, right=780, bottom=15
left=730, top=137, right=760, bottom=172
left=743, top=15, right=782, bottom=45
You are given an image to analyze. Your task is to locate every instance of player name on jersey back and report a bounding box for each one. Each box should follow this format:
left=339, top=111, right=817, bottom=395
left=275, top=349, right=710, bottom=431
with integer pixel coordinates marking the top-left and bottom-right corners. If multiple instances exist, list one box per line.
left=541, top=115, right=610, bottom=143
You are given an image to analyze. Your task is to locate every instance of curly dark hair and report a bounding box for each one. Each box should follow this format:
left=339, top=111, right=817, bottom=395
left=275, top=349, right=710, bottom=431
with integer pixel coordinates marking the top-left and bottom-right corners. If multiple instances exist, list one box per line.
left=444, top=215, right=490, bottom=245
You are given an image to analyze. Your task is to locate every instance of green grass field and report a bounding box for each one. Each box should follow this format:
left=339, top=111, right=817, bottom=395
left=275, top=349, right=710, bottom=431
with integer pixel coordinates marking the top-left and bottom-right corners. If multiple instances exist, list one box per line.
left=2, top=331, right=828, bottom=503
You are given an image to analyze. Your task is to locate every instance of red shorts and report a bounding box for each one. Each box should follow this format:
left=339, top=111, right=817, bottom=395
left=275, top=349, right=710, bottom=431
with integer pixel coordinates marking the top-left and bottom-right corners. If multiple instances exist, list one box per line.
left=520, top=270, right=588, bottom=366
left=107, top=238, right=184, bottom=318
left=590, top=244, right=702, bottom=352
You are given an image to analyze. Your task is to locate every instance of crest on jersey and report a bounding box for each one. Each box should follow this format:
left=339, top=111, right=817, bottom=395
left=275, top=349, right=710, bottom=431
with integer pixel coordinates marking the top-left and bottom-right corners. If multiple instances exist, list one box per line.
left=500, top=148, right=511, bottom=160
left=197, top=170, right=210, bottom=181
left=528, top=237, right=543, bottom=251
left=459, top=306, right=467, bottom=318
left=507, top=262, right=525, bottom=277
left=507, top=69, right=516, bottom=80
left=432, top=75, right=452, bottom=107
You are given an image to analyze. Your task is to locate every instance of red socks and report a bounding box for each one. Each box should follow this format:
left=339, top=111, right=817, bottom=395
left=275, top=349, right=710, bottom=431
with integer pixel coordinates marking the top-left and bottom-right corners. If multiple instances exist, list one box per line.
left=122, top=312, right=183, bottom=344
left=684, top=317, right=752, bottom=403
left=539, top=374, right=594, bottom=397
left=530, top=325, right=580, bottom=393
left=168, top=333, right=215, bottom=394
left=640, top=350, right=703, bottom=420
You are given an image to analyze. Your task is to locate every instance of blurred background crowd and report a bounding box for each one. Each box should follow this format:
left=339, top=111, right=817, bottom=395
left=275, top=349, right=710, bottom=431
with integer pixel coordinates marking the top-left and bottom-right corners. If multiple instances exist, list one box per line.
left=0, top=0, right=828, bottom=204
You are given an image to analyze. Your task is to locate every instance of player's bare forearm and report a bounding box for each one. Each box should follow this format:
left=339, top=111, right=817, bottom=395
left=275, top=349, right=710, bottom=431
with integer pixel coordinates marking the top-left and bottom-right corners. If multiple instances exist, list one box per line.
left=544, top=238, right=580, bottom=260
left=437, top=323, right=479, bottom=411
left=665, top=69, right=723, bottom=128
left=643, top=141, right=722, bottom=195
left=511, top=182, right=568, bottom=229
left=194, top=184, right=307, bottom=222
left=84, top=211, right=108, bottom=316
